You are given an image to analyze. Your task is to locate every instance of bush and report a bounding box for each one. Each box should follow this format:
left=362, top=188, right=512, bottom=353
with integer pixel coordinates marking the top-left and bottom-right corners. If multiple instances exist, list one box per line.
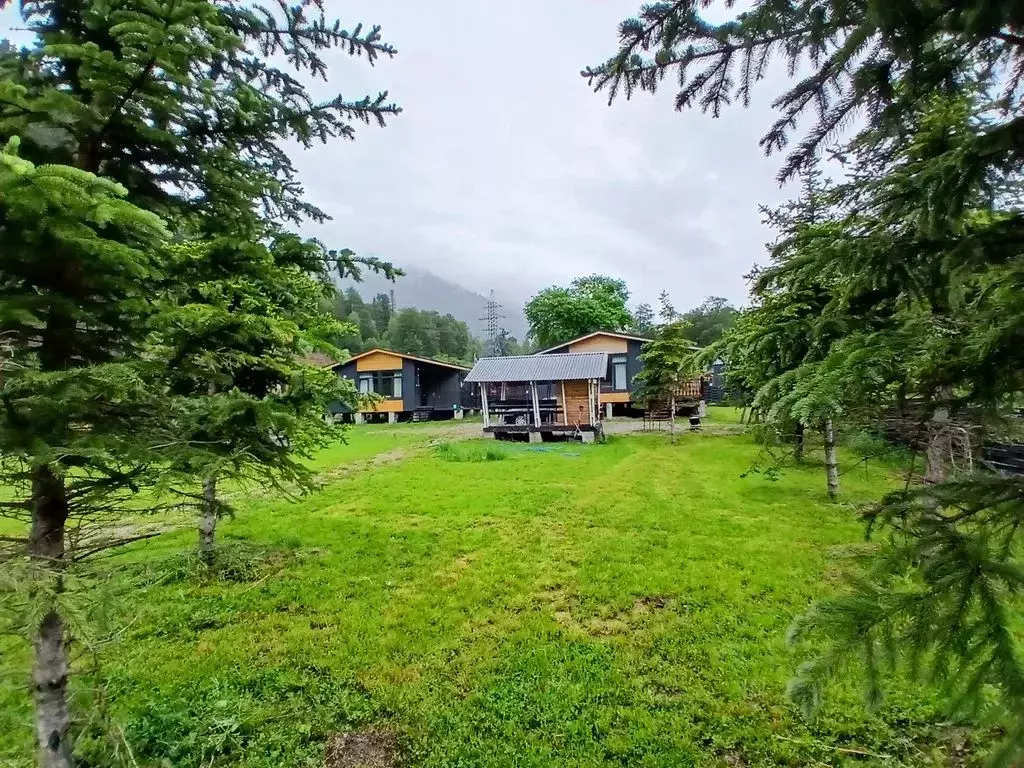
left=433, top=442, right=510, bottom=463
left=842, top=429, right=913, bottom=468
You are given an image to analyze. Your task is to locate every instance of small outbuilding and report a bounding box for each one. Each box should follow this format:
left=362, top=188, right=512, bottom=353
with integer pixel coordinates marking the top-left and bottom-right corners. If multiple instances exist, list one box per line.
left=463, top=352, right=607, bottom=442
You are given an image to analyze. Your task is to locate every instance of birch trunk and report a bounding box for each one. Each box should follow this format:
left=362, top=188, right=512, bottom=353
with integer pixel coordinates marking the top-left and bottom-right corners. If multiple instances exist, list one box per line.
left=669, top=395, right=676, bottom=444
left=198, top=474, right=218, bottom=565
left=794, top=422, right=805, bottom=463
left=29, top=465, right=73, bottom=768
left=823, top=419, right=839, bottom=498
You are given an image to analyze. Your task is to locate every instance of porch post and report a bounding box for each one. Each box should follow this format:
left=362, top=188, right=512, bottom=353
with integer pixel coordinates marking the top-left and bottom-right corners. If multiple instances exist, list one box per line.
left=587, top=379, right=597, bottom=425
left=530, top=381, right=542, bottom=426
left=560, top=381, right=568, bottom=425
left=480, top=384, right=490, bottom=428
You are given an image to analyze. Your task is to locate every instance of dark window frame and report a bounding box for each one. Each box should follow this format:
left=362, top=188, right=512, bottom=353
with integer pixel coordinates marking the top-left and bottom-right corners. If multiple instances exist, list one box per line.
left=611, top=355, right=629, bottom=391
left=356, top=370, right=403, bottom=399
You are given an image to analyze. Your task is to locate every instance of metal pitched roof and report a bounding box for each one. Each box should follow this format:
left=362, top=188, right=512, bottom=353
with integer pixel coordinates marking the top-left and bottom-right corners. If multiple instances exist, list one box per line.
left=464, top=353, right=608, bottom=383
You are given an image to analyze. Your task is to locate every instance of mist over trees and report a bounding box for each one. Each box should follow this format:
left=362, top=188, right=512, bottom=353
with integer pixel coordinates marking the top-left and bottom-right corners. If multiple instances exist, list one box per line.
left=328, top=288, right=481, bottom=363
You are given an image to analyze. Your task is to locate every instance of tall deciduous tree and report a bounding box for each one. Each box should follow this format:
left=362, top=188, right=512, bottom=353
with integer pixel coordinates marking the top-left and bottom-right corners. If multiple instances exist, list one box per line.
left=681, top=296, right=739, bottom=347
left=525, top=275, right=634, bottom=348
left=1, top=1, right=400, bottom=763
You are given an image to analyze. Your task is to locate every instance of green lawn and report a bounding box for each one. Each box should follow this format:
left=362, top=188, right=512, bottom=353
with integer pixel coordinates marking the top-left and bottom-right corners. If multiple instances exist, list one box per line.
left=1, top=417, right=975, bottom=767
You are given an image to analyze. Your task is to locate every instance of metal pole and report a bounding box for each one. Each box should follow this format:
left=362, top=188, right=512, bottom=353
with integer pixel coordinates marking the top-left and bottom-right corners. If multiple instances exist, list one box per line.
left=530, top=381, right=541, bottom=426
left=480, top=384, right=490, bottom=428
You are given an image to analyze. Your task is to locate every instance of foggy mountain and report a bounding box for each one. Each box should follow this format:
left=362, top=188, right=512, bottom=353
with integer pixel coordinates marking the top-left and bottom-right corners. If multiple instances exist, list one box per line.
left=340, top=265, right=529, bottom=340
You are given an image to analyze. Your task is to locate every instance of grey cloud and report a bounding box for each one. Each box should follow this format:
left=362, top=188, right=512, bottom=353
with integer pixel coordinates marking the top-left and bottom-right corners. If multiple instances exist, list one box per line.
left=290, top=1, right=803, bottom=310
left=1, top=0, right=803, bottom=311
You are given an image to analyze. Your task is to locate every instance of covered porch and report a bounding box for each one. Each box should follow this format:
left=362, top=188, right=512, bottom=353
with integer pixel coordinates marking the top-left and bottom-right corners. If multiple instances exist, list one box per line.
left=463, top=353, right=607, bottom=442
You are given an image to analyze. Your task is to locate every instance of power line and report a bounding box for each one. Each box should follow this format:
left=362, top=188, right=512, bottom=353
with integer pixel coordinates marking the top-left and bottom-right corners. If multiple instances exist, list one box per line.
left=479, top=290, right=505, bottom=356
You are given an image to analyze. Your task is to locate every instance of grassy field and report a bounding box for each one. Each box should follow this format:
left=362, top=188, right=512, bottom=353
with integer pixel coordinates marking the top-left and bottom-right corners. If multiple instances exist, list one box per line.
left=0, top=411, right=975, bottom=767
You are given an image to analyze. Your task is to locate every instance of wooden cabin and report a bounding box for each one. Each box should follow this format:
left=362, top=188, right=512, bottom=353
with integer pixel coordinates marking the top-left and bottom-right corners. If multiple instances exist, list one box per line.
left=463, top=352, right=607, bottom=442
left=330, top=348, right=470, bottom=423
left=538, top=331, right=705, bottom=415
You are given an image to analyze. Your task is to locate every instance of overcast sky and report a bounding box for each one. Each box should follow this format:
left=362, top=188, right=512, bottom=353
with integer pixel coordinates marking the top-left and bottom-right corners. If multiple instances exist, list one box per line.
left=294, top=1, right=798, bottom=311
left=2, top=1, right=800, bottom=312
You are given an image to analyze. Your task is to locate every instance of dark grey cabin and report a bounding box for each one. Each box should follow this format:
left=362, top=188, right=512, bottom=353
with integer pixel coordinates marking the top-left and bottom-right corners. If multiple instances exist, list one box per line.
left=330, top=348, right=470, bottom=423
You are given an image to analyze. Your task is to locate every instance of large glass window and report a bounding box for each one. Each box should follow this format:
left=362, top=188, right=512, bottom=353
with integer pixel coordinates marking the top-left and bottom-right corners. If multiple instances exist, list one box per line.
left=611, top=355, right=628, bottom=390
left=357, top=371, right=403, bottom=398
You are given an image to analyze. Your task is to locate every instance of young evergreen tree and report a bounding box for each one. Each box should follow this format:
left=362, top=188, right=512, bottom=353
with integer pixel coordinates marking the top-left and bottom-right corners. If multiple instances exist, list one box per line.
left=0, top=138, right=170, bottom=768
left=151, top=235, right=360, bottom=564
left=591, top=3, right=1024, bottom=757
left=630, top=302, right=656, bottom=336
left=716, top=167, right=846, bottom=494
left=2, top=1, right=401, bottom=763
left=634, top=318, right=699, bottom=443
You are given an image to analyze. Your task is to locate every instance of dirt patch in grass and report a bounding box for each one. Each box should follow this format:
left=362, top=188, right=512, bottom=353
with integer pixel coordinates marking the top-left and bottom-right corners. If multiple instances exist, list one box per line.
left=321, top=447, right=414, bottom=481
left=718, top=749, right=748, bottom=767
left=324, top=728, right=398, bottom=768
left=548, top=593, right=677, bottom=636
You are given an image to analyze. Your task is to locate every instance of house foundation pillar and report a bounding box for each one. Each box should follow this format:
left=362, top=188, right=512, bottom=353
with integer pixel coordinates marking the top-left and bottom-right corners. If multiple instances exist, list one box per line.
left=528, top=431, right=543, bottom=444
left=454, top=408, right=464, bottom=420
left=604, top=402, right=613, bottom=419
left=388, top=412, right=398, bottom=424
left=581, top=431, right=596, bottom=444
left=354, top=412, right=365, bottom=425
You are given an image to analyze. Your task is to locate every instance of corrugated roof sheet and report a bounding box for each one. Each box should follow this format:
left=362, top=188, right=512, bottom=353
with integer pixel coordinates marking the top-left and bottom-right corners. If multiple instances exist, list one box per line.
left=464, top=353, right=608, bottom=383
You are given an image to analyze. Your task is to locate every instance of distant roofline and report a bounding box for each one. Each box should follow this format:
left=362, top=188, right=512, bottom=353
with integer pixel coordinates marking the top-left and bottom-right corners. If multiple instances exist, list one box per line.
left=331, top=347, right=471, bottom=372
left=536, top=329, right=703, bottom=355
left=535, top=330, right=653, bottom=355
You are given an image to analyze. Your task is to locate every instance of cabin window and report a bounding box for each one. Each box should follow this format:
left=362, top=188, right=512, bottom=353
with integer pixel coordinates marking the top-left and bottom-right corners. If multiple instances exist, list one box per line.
left=359, top=371, right=403, bottom=398
left=611, top=355, right=628, bottom=390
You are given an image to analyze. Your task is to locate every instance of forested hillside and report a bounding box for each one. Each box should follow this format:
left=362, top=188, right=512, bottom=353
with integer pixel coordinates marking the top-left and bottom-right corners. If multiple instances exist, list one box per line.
left=329, top=287, right=481, bottom=364
left=339, top=265, right=528, bottom=339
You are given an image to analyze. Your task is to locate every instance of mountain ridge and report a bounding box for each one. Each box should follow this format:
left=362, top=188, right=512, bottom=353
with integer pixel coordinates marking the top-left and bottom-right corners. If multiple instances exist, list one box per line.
left=340, top=265, right=528, bottom=340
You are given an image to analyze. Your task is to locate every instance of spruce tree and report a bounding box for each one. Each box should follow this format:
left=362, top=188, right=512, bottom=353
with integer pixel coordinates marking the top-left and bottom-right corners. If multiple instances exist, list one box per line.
left=716, top=168, right=847, bottom=494
left=634, top=317, right=699, bottom=443
left=150, top=235, right=361, bottom=564
left=2, top=1, right=401, bottom=763
left=0, top=138, right=169, bottom=768
left=590, top=3, right=1024, bottom=757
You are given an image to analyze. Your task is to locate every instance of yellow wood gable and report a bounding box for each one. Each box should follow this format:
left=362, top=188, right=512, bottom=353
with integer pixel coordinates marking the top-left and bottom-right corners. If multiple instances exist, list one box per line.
left=355, top=351, right=403, bottom=371
left=568, top=333, right=629, bottom=354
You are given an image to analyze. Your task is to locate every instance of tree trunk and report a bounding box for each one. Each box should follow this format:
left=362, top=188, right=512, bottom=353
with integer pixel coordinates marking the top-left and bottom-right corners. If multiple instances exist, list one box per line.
left=198, top=474, right=218, bottom=565
left=669, top=395, right=676, bottom=444
left=29, top=465, right=73, bottom=768
left=823, top=419, right=839, bottom=499
left=924, top=386, right=954, bottom=485
left=794, top=422, right=805, bottom=463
